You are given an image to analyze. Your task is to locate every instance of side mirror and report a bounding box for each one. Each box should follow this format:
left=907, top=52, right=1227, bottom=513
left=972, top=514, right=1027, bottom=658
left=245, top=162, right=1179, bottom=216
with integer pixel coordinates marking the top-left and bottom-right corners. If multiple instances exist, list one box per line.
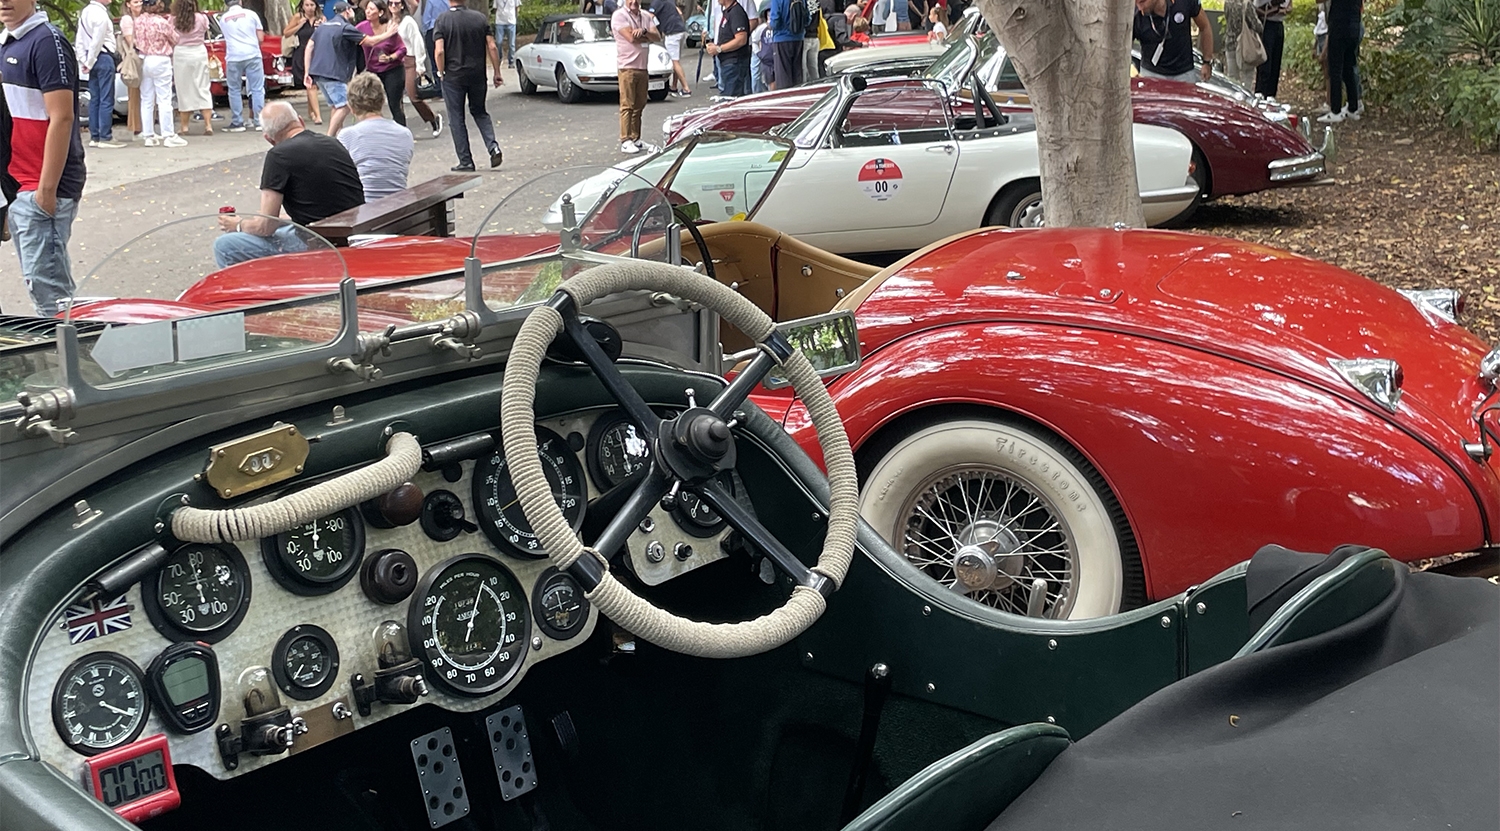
left=762, top=310, right=861, bottom=390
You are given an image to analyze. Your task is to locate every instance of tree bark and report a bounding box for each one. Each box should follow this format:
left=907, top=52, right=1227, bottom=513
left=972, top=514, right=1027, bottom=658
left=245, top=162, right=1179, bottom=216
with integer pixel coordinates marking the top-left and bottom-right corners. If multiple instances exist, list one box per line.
left=976, top=0, right=1145, bottom=227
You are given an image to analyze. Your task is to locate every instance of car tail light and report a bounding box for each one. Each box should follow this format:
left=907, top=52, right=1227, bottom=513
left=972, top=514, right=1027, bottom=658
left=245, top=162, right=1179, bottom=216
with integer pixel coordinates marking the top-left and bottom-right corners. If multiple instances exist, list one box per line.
left=1330, top=358, right=1404, bottom=413
left=1398, top=288, right=1465, bottom=324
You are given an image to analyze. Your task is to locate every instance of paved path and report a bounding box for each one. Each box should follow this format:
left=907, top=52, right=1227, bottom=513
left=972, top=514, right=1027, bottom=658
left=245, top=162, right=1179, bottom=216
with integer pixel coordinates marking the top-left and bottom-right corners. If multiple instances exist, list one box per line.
left=0, top=67, right=710, bottom=312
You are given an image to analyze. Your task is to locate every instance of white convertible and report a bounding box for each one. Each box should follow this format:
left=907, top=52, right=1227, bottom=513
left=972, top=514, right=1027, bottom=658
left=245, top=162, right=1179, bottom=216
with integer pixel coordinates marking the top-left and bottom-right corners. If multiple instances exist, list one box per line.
left=553, top=76, right=1198, bottom=256
left=514, top=14, right=674, bottom=104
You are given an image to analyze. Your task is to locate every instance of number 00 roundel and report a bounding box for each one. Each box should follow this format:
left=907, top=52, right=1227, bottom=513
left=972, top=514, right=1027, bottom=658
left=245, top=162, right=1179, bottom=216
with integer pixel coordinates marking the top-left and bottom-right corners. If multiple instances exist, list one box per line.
left=860, top=158, right=903, bottom=202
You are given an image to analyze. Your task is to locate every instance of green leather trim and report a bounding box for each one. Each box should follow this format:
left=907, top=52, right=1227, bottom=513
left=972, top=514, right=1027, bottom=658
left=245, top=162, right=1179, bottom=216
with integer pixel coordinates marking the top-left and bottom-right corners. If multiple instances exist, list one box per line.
left=0, top=760, right=137, bottom=831
left=841, top=724, right=1071, bottom=831
left=1235, top=549, right=1398, bottom=657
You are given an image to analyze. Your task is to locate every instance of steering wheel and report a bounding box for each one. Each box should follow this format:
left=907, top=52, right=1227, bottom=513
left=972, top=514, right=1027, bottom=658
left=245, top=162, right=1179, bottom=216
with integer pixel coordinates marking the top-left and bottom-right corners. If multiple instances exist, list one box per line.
left=499, top=261, right=859, bottom=659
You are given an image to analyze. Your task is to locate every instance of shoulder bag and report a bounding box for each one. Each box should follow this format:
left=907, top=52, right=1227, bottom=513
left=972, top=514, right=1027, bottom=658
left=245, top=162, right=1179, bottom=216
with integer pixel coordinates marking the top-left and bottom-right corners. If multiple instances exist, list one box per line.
left=1239, top=3, right=1267, bottom=68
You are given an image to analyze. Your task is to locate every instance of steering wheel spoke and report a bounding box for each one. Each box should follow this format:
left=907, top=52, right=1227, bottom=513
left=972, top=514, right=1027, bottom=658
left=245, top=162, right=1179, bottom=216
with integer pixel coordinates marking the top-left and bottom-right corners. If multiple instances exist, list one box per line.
left=710, top=349, right=777, bottom=419
left=695, top=480, right=830, bottom=597
left=554, top=295, right=660, bottom=441
left=592, top=466, right=674, bottom=562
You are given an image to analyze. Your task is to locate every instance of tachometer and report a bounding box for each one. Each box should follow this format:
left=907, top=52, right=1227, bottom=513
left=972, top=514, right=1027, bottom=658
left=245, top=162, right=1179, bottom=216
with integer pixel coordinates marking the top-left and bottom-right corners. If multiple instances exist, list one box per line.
left=587, top=411, right=654, bottom=490
left=407, top=555, right=530, bottom=696
left=261, top=507, right=365, bottom=595
left=143, top=543, right=251, bottom=643
left=52, top=652, right=151, bottom=755
left=473, top=427, right=586, bottom=559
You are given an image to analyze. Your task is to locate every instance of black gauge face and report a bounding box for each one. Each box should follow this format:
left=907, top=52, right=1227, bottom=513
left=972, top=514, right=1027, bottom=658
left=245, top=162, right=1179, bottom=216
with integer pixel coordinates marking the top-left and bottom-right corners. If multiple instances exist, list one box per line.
left=673, top=474, right=736, bottom=537
left=407, top=555, right=530, bottom=696
left=532, top=568, right=589, bottom=640
left=53, top=653, right=151, bottom=755
left=473, top=427, right=587, bottom=559
left=272, top=624, right=340, bottom=700
left=587, top=412, right=654, bottom=490
left=146, top=543, right=251, bottom=642
left=262, top=508, right=365, bottom=595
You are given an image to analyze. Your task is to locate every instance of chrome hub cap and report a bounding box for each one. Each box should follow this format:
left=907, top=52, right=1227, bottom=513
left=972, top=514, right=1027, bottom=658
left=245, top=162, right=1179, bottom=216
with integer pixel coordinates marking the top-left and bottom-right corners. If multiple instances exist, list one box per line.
left=899, top=468, right=1077, bottom=618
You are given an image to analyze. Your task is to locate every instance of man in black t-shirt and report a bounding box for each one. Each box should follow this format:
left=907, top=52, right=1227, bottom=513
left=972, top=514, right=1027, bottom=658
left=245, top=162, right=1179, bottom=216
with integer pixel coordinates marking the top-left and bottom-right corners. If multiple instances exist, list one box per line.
left=1133, top=0, right=1213, bottom=83
left=706, top=0, right=750, bottom=96
left=434, top=0, right=503, bottom=171
left=213, top=101, right=365, bottom=267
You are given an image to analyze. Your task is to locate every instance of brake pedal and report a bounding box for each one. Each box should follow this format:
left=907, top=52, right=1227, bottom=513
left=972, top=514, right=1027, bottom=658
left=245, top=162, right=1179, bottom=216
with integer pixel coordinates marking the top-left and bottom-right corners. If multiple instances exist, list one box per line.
left=486, top=705, right=538, bottom=801
left=410, top=726, right=470, bottom=827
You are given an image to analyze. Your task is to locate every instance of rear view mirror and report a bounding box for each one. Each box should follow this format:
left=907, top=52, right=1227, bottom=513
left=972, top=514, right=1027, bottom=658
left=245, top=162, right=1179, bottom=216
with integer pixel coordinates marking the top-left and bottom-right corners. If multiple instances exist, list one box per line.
left=763, top=310, right=861, bottom=390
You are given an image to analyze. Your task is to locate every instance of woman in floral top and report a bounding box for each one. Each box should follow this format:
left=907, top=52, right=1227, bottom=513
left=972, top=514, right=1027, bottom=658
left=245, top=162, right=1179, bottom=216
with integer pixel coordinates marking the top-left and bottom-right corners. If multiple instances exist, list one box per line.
left=134, top=0, right=185, bottom=146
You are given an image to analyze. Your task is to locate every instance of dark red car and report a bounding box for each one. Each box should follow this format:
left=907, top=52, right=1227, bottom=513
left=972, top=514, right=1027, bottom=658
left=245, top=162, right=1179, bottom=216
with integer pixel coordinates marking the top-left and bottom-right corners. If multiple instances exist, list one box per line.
left=205, top=10, right=294, bottom=97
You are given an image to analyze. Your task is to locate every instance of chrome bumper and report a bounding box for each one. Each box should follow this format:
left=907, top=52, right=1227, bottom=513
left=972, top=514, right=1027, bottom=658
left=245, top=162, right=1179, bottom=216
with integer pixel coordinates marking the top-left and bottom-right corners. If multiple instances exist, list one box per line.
left=1140, top=183, right=1202, bottom=204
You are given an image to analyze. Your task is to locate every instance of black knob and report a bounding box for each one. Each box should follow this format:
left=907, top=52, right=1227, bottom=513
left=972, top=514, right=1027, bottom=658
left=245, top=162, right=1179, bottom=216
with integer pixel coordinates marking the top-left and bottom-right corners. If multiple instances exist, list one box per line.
left=420, top=490, right=472, bottom=542
left=361, top=548, right=418, bottom=605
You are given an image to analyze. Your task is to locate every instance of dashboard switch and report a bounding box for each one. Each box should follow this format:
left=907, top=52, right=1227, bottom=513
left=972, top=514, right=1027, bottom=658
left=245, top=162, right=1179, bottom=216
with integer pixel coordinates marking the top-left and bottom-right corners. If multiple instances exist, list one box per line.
left=361, top=548, right=418, bottom=605
left=362, top=482, right=424, bottom=528
left=674, top=543, right=694, bottom=561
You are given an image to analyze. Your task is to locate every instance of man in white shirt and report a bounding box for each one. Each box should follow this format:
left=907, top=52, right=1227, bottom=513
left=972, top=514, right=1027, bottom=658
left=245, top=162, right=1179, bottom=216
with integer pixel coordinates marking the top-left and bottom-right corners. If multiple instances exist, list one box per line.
left=76, top=0, right=122, bottom=146
left=218, top=0, right=267, bottom=131
left=493, top=0, right=519, bottom=66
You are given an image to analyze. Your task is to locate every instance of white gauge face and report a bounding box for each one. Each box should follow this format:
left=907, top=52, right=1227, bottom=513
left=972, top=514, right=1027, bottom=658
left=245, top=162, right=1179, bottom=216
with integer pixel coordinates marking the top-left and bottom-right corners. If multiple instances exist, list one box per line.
left=53, top=654, right=151, bottom=755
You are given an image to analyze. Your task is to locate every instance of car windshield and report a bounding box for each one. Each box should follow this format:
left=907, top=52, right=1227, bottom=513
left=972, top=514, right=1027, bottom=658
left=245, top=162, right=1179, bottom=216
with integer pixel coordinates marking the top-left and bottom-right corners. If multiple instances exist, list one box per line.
left=921, top=34, right=982, bottom=90
left=780, top=86, right=847, bottom=149
left=556, top=18, right=612, bottom=43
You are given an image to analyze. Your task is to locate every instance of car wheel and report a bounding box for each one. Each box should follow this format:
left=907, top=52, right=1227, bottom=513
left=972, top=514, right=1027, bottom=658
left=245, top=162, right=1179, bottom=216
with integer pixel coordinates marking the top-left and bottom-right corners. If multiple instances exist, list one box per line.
left=556, top=65, right=583, bottom=104
left=985, top=180, right=1045, bottom=228
left=648, top=86, right=670, bottom=102
left=858, top=417, right=1141, bottom=620
left=517, top=60, right=537, bottom=94
left=1164, top=148, right=1210, bottom=227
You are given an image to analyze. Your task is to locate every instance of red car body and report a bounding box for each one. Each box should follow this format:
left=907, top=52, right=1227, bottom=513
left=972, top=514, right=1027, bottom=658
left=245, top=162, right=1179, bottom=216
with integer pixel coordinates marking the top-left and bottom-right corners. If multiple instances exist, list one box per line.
left=66, top=224, right=1498, bottom=612
left=664, top=36, right=1332, bottom=203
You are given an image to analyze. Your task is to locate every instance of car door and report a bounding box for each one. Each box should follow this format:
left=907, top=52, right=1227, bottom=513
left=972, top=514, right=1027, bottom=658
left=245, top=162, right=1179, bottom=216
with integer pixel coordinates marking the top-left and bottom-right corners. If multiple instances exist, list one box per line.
left=757, top=82, right=961, bottom=253
left=524, top=22, right=554, bottom=83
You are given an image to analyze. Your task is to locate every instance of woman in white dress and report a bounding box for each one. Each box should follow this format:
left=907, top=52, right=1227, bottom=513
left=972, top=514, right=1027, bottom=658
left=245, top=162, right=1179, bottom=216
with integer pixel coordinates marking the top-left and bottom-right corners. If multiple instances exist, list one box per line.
left=172, top=0, right=215, bottom=136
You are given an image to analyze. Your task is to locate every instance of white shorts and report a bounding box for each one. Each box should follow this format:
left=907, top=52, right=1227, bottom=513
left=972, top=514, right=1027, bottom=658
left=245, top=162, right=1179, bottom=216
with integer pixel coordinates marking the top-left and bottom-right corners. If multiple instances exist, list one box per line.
left=665, top=32, right=685, bottom=61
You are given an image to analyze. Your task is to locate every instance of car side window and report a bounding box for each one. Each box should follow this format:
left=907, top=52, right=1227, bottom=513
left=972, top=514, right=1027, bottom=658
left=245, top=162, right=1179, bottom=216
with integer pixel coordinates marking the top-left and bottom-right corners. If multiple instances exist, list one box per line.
left=537, top=22, right=553, bottom=44
left=833, top=87, right=952, bottom=148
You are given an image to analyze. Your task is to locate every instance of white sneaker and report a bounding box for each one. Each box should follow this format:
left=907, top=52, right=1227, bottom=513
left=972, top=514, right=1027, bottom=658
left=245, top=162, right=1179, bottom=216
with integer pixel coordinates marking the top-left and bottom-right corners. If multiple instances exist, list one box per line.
left=636, top=141, right=660, bottom=154
left=1316, top=110, right=1345, bottom=124
left=163, top=135, right=188, bottom=147
left=1346, top=104, right=1362, bottom=121
left=142, top=136, right=162, bottom=146
left=701, top=72, right=715, bottom=82
left=620, top=140, right=642, bottom=153
left=94, top=140, right=126, bottom=149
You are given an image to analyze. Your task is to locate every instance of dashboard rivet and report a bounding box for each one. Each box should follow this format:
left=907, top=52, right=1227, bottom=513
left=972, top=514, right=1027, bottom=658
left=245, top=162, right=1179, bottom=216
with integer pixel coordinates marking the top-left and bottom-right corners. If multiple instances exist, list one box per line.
left=531, top=636, right=543, bottom=651
left=638, top=517, right=655, bottom=534
left=921, top=605, right=932, bottom=616
left=803, top=652, right=814, bottom=663
left=1160, top=615, right=1173, bottom=628
left=179, top=495, right=189, bottom=505
left=1047, top=639, right=1058, bottom=651
left=926, top=683, right=936, bottom=693
left=1046, top=715, right=1056, bottom=724
left=1196, top=602, right=1207, bottom=615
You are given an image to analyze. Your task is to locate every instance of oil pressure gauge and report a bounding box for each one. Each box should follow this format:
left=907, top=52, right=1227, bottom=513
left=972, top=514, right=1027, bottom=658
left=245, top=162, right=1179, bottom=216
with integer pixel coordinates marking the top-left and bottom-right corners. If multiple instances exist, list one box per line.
left=532, top=568, right=589, bottom=640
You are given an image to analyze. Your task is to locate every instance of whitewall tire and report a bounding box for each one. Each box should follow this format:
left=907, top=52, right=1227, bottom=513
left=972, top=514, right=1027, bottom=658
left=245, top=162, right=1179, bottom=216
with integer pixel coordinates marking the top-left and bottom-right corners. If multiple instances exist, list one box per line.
left=859, top=419, right=1133, bottom=620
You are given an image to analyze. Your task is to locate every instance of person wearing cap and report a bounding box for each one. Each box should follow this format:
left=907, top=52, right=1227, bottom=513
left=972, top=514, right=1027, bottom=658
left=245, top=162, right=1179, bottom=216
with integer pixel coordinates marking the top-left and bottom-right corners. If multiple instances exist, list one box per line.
left=305, top=0, right=378, bottom=136
left=433, top=0, right=503, bottom=170
left=218, top=0, right=267, bottom=131
left=1, top=0, right=86, bottom=315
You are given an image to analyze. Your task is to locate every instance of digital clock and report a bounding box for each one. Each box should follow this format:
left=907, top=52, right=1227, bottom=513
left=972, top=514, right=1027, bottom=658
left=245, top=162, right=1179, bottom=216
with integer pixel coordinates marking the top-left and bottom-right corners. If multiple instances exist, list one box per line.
left=83, top=734, right=181, bottom=822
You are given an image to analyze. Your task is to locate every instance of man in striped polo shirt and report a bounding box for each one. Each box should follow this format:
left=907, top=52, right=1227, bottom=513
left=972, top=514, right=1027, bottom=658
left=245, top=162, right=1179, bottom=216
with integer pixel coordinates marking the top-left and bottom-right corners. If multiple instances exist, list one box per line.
left=1, top=0, right=85, bottom=316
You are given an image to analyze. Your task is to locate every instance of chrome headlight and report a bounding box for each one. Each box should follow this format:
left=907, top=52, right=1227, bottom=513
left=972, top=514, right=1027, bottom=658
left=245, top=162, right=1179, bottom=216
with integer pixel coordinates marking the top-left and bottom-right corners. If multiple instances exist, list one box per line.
left=574, top=54, right=592, bottom=70
left=1398, top=288, right=1465, bottom=324
left=1480, top=350, right=1500, bottom=389
left=1330, top=358, right=1404, bottom=413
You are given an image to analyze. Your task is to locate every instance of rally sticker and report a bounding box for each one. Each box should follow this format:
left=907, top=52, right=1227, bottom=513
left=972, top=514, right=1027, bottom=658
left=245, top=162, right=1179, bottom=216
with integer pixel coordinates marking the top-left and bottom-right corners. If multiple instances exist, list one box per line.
left=859, top=159, right=903, bottom=202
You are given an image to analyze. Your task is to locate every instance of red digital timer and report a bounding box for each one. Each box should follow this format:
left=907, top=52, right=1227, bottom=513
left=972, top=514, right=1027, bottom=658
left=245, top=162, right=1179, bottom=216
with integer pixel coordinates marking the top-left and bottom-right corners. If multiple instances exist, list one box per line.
left=83, top=734, right=181, bottom=822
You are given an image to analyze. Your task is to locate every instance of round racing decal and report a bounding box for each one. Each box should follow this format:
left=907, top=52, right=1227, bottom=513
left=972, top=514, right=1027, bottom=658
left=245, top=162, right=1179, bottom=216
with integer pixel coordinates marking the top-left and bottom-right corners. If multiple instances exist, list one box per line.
left=859, top=158, right=903, bottom=202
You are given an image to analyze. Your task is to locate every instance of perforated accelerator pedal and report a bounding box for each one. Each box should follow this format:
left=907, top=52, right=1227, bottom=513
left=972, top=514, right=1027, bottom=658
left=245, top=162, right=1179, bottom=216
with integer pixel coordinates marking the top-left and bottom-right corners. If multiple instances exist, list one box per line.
left=411, top=727, right=470, bottom=827
left=486, top=705, right=538, bottom=801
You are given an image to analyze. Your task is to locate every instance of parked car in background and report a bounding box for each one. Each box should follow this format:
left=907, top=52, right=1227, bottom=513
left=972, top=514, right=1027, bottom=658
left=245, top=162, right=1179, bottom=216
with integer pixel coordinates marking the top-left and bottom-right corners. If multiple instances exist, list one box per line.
left=823, top=5, right=986, bottom=76
left=515, top=14, right=673, bottom=103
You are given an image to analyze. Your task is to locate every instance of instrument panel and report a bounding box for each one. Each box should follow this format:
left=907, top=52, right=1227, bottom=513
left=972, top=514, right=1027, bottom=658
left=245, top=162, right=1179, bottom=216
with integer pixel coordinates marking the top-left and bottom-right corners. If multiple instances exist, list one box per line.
left=25, top=406, right=744, bottom=789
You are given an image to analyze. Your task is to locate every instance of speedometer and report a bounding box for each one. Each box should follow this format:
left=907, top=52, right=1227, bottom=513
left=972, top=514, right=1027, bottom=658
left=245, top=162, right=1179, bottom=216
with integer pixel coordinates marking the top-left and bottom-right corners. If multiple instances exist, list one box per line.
left=473, top=427, right=586, bottom=559
left=407, top=555, right=530, bottom=696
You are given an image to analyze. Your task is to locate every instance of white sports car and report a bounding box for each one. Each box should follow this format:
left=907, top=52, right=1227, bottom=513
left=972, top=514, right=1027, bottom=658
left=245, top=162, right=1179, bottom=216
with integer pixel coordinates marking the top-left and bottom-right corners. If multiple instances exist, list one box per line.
left=514, top=14, right=674, bottom=104
left=554, top=76, right=1198, bottom=256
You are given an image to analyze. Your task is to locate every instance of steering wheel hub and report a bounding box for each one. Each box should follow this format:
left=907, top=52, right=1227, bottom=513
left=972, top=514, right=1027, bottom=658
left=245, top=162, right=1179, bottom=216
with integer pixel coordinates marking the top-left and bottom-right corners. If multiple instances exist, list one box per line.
left=659, top=408, right=738, bottom=479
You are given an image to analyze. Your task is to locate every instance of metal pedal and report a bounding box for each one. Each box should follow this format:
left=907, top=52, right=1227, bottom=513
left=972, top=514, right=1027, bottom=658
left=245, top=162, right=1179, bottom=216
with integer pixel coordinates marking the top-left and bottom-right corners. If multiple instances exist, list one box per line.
left=410, top=726, right=470, bottom=828
left=486, top=705, right=538, bottom=801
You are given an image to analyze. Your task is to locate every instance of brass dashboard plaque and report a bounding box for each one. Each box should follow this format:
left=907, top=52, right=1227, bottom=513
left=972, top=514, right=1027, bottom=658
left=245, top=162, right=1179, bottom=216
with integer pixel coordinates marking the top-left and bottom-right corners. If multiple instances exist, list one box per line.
left=203, top=423, right=309, bottom=498
left=290, top=697, right=357, bottom=754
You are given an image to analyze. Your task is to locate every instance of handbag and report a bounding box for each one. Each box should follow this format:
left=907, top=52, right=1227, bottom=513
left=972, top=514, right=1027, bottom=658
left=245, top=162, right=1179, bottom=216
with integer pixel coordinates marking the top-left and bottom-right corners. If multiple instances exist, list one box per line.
left=119, top=44, right=143, bottom=88
left=817, top=13, right=834, bottom=51
left=1239, top=4, right=1267, bottom=67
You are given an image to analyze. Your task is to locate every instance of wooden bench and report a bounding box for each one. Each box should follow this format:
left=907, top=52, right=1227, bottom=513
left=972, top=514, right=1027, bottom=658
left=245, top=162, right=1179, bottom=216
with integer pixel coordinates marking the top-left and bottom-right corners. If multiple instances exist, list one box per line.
left=310, top=174, right=484, bottom=246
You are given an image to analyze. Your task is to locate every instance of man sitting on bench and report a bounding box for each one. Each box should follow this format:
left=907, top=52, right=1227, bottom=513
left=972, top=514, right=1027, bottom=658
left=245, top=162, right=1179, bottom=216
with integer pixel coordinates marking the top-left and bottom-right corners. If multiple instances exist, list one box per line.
left=214, top=100, right=365, bottom=267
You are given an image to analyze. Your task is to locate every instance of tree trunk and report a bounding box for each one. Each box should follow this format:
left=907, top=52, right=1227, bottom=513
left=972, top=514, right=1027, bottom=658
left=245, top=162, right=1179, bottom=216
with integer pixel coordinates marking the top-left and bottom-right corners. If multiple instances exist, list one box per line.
left=976, top=0, right=1144, bottom=227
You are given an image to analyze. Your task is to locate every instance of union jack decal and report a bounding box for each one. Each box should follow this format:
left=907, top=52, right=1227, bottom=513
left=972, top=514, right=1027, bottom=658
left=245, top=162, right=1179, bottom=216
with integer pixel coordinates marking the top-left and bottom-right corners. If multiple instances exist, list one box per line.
left=63, top=596, right=133, bottom=644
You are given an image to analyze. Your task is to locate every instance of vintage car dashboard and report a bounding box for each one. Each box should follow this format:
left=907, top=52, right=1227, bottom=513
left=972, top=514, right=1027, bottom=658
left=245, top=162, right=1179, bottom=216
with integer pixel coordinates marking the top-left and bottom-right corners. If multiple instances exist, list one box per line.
left=17, top=376, right=767, bottom=811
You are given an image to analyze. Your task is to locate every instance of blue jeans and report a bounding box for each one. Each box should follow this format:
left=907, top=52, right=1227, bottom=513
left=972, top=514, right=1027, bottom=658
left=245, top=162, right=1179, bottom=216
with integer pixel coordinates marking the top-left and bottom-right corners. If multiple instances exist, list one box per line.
left=214, top=225, right=309, bottom=268
left=495, top=23, right=517, bottom=63
left=717, top=57, right=749, bottom=97
left=227, top=57, right=266, bottom=127
left=88, top=51, right=116, bottom=141
left=6, top=191, right=79, bottom=316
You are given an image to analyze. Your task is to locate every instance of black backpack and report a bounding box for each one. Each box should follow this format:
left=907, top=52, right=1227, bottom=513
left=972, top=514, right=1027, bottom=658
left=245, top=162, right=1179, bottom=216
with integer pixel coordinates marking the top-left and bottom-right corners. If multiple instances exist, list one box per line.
left=786, top=0, right=809, bottom=34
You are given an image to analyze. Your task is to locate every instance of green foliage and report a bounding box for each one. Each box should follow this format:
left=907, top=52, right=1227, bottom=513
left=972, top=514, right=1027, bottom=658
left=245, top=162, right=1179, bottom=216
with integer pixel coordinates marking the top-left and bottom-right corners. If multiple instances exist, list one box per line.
left=1439, top=62, right=1500, bottom=148
left=518, top=1, right=576, bottom=35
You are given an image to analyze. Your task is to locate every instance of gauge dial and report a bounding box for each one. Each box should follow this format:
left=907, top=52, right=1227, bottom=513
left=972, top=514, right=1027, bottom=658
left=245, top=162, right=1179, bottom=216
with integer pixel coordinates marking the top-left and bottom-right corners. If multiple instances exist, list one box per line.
left=473, top=427, right=587, bottom=559
left=532, top=568, right=590, bottom=640
left=146, top=543, right=251, bottom=642
left=408, top=555, right=530, bottom=696
left=672, top=474, right=738, bottom=537
left=271, top=624, right=340, bottom=700
left=52, top=653, right=151, bottom=756
left=262, top=508, right=365, bottom=595
left=587, top=412, right=654, bottom=490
